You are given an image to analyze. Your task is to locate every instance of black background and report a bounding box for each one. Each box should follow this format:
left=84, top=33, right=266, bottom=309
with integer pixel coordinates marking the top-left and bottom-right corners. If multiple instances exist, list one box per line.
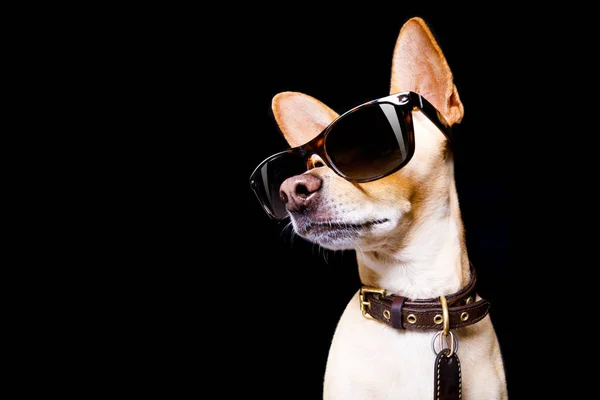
left=108, top=3, right=596, bottom=399
left=21, top=3, right=600, bottom=398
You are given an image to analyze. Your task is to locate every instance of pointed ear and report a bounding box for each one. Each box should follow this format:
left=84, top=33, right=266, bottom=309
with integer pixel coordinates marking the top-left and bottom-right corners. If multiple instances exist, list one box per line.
left=272, top=91, right=339, bottom=148
left=390, top=17, right=464, bottom=125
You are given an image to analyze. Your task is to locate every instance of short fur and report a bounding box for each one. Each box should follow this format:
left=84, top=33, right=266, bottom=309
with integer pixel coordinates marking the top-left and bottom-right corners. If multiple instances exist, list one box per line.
left=271, top=17, right=507, bottom=399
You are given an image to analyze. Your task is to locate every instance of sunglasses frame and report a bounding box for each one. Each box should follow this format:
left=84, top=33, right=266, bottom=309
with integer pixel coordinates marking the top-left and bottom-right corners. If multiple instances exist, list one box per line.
left=250, top=91, right=454, bottom=220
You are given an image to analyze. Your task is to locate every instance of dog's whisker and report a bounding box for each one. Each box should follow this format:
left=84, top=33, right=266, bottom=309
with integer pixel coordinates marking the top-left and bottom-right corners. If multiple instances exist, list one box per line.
left=279, top=220, right=297, bottom=247
left=355, top=244, right=367, bottom=263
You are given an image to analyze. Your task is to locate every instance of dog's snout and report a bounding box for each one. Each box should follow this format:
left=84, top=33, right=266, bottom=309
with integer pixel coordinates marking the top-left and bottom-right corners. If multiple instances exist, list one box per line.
left=279, top=174, right=322, bottom=213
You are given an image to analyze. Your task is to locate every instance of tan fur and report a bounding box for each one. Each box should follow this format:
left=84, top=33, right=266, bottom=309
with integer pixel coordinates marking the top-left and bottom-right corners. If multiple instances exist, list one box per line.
left=271, top=17, right=507, bottom=399
left=390, top=17, right=464, bottom=126
left=272, top=92, right=339, bottom=147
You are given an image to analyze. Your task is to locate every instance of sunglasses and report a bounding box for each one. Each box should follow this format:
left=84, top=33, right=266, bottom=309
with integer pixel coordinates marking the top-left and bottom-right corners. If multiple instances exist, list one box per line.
left=249, top=91, right=454, bottom=220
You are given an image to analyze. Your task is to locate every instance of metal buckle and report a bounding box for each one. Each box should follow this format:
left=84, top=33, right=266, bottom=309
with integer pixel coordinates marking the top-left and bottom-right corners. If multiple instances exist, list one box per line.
left=359, top=287, right=386, bottom=319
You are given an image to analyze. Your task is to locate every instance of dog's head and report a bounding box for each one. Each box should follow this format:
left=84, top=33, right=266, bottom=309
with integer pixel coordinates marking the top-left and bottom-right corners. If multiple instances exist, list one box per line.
left=266, top=17, right=464, bottom=252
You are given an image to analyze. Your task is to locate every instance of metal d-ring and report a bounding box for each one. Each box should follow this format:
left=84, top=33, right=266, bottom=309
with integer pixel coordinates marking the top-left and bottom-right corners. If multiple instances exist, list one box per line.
left=431, top=330, right=458, bottom=356
left=432, top=294, right=457, bottom=356
left=439, top=295, right=450, bottom=337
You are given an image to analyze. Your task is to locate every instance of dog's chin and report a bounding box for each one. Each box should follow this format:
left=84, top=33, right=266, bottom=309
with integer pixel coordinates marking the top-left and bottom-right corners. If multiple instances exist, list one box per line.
left=290, top=214, right=390, bottom=250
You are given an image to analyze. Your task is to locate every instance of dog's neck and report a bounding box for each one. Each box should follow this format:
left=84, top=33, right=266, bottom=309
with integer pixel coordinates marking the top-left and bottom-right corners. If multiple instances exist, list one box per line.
left=356, top=160, right=470, bottom=300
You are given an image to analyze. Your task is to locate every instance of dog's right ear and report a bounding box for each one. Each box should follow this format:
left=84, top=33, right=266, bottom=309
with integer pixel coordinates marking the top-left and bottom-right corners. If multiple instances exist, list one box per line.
left=271, top=91, right=339, bottom=148
left=390, top=17, right=464, bottom=126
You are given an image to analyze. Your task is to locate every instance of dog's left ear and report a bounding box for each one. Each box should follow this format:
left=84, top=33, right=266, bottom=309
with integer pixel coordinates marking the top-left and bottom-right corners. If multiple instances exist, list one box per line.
left=271, top=91, right=339, bottom=148
left=390, top=17, right=464, bottom=126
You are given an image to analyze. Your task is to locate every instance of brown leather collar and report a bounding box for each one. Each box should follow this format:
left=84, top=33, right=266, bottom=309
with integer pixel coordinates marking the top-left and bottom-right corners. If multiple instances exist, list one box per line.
left=359, top=266, right=490, bottom=330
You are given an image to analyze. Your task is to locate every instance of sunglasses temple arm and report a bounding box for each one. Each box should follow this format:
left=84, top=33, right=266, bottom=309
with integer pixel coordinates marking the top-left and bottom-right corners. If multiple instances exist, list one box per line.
left=415, top=94, right=455, bottom=144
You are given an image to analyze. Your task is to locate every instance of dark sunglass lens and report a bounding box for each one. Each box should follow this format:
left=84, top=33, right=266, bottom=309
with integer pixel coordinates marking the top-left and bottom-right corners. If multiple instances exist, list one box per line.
left=326, top=103, right=411, bottom=180
left=250, top=151, right=306, bottom=219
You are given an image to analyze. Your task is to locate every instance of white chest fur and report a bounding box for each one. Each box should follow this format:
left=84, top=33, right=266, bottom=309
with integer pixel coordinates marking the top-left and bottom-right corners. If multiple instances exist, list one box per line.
left=323, top=291, right=507, bottom=400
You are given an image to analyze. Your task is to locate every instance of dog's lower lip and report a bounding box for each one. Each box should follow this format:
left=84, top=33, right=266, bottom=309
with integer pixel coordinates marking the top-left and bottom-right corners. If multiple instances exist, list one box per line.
left=305, top=219, right=388, bottom=232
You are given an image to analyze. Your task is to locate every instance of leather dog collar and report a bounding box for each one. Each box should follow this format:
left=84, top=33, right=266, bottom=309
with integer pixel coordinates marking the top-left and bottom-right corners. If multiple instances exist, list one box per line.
left=359, top=266, right=490, bottom=330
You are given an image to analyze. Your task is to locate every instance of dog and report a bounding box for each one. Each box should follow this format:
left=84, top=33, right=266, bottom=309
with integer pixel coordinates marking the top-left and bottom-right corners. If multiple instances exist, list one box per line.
left=250, top=16, right=507, bottom=399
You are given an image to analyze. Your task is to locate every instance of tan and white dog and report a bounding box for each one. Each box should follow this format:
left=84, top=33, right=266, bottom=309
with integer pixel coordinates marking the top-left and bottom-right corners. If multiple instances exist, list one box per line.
left=268, top=17, right=507, bottom=399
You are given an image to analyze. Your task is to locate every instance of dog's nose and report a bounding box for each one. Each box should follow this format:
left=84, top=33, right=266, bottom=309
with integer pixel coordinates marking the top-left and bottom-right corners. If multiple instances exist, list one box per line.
left=280, top=174, right=322, bottom=213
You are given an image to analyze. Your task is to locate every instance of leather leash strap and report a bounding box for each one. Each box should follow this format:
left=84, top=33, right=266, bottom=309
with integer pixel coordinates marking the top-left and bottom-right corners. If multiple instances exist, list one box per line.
left=359, top=268, right=490, bottom=330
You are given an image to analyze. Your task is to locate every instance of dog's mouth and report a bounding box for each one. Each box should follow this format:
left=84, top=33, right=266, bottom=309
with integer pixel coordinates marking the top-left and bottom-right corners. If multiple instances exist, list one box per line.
left=303, top=219, right=388, bottom=233
left=292, top=217, right=389, bottom=249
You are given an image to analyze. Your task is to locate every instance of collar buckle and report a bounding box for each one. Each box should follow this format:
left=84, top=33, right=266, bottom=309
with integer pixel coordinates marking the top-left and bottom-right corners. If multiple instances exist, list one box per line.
left=359, top=287, right=386, bottom=319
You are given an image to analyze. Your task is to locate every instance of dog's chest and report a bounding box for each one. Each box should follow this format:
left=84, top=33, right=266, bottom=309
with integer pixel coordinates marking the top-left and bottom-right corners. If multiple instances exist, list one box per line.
left=327, top=313, right=436, bottom=396
left=323, top=291, right=501, bottom=399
